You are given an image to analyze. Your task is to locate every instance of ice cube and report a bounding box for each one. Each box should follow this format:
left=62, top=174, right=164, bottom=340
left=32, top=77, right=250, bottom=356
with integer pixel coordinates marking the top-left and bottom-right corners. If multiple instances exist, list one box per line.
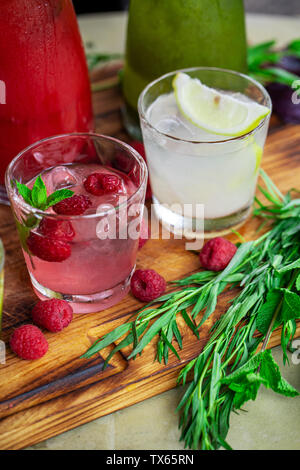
left=156, top=116, right=196, bottom=140
left=48, top=166, right=78, bottom=191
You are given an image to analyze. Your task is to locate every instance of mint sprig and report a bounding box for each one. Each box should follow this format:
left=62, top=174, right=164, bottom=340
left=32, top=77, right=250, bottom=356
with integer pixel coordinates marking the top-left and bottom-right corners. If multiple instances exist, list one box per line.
left=15, top=176, right=74, bottom=211
left=222, top=350, right=298, bottom=410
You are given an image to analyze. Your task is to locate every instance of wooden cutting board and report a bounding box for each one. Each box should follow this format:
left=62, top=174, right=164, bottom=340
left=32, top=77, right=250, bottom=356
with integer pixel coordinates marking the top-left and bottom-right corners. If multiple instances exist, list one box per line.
left=0, top=62, right=299, bottom=450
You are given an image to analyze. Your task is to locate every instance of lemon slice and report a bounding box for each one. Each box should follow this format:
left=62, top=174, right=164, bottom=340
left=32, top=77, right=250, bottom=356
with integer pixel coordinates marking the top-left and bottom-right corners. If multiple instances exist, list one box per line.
left=173, top=72, right=270, bottom=137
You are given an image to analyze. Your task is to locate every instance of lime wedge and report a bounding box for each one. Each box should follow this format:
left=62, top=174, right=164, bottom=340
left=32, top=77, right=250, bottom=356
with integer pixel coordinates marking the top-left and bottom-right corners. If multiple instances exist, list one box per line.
left=252, top=138, right=263, bottom=173
left=172, top=73, right=270, bottom=137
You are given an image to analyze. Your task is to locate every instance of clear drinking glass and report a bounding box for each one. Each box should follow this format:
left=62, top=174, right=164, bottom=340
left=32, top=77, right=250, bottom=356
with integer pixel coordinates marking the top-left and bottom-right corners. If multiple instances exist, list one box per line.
left=6, top=134, right=147, bottom=314
left=138, top=67, right=272, bottom=238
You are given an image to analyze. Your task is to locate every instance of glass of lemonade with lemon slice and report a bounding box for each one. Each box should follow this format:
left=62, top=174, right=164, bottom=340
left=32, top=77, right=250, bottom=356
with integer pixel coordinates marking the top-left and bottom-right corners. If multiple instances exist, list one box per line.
left=138, top=67, right=271, bottom=237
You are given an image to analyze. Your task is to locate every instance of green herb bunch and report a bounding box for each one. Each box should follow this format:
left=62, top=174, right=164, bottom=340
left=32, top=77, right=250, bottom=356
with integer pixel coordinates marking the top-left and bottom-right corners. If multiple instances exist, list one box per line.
left=177, top=172, right=300, bottom=449
left=82, top=171, right=300, bottom=449
left=248, top=39, right=300, bottom=90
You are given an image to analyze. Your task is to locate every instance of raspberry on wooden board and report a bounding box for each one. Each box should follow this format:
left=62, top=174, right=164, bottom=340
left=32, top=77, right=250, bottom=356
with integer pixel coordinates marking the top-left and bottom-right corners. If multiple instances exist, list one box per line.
left=200, top=237, right=237, bottom=272
left=9, top=325, right=48, bottom=360
left=131, top=269, right=166, bottom=302
left=32, top=299, right=73, bottom=332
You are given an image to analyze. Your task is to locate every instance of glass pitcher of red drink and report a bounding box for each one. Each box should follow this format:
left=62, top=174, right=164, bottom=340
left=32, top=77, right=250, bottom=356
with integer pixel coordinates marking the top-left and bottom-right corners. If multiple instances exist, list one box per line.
left=0, top=0, right=93, bottom=192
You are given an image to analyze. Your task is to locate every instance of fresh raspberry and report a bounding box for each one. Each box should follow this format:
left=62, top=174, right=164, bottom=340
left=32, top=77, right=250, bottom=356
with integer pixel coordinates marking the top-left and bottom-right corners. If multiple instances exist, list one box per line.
left=84, top=172, right=122, bottom=196
left=32, top=299, right=73, bottom=332
left=138, top=218, right=150, bottom=249
left=27, top=231, right=71, bottom=262
left=39, top=218, right=75, bottom=241
left=10, top=325, right=48, bottom=360
left=130, top=141, right=152, bottom=200
left=131, top=269, right=166, bottom=302
left=200, top=237, right=237, bottom=272
left=53, top=195, right=91, bottom=215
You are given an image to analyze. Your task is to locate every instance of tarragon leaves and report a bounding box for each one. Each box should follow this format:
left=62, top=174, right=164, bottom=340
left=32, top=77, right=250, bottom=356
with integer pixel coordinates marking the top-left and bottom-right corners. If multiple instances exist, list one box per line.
left=15, top=176, right=73, bottom=211
left=81, top=172, right=300, bottom=451
left=82, top=242, right=256, bottom=368
left=177, top=174, right=300, bottom=450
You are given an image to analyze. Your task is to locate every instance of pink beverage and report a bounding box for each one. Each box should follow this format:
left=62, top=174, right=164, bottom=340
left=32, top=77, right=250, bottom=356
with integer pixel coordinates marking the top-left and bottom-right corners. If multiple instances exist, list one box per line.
left=0, top=0, right=93, bottom=185
left=6, top=134, right=147, bottom=313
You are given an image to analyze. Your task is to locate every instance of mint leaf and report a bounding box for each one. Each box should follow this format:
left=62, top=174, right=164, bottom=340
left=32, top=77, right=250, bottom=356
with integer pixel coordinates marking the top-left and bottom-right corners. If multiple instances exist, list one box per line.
left=256, top=290, right=283, bottom=334
left=31, top=175, right=47, bottom=209
left=229, top=373, right=263, bottom=409
left=16, top=176, right=74, bottom=211
left=281, top=291, right=300, bottom=322
left=222, top=350, right=299, bottom=411
left=296, top=274, right=300, bottom=291
left=259, top=350, right=299, bottom=397
left=222, top=353, right=264, bottom=384
left=15, top=181, right=32, bottom=205
left=45, top=189, right=74, bottom=208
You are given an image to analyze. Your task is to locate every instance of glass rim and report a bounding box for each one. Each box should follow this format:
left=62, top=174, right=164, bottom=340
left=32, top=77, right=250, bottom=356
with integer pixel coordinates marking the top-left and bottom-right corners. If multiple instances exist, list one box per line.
left=138, top=66, right=272, bottom=145
left=0, top=239, right=4, bottom=272
left=5, top=132, right=148, bottom=220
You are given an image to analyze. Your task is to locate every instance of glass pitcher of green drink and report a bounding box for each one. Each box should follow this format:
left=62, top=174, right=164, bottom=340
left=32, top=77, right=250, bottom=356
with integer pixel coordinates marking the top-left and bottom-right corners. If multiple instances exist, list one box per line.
left=122, top=0, right=248, bottom=138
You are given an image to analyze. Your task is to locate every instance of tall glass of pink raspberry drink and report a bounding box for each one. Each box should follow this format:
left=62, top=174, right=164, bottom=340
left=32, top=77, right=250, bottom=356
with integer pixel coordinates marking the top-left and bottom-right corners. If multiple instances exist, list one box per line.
left=6, top=134, right=147, bottom=313
left=0, top=0, right=94, bottom=193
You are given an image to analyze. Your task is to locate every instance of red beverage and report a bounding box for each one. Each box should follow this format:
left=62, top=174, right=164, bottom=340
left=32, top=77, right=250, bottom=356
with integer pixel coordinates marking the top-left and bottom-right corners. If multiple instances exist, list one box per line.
left=23, top=163, right=139, bottom=302
left=6, top=134, right=147, bottom=314
left=0, top=0, right=93, bottom=183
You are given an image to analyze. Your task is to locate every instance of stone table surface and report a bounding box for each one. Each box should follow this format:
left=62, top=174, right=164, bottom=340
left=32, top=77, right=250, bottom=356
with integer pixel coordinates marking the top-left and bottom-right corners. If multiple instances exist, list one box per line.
left=28, top=11, right=300, bottom=451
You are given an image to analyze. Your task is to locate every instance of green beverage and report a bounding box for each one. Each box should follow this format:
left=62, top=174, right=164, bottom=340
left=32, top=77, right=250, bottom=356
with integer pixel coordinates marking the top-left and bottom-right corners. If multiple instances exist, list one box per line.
left=123, top=0, right=248, bottom=137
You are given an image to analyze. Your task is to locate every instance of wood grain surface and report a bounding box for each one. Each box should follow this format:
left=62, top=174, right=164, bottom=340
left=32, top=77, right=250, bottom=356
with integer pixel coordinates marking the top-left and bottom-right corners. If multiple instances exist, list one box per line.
left=0, top=62, right=299, bottom=450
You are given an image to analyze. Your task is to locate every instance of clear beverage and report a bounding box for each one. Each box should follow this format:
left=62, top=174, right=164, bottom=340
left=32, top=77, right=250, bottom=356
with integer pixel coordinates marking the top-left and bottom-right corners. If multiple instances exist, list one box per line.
left=138, top=68, right=272, bottom=237
left=6, top=134, right=147, bottom=314
left=0, top=0, right=93, bottom=185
